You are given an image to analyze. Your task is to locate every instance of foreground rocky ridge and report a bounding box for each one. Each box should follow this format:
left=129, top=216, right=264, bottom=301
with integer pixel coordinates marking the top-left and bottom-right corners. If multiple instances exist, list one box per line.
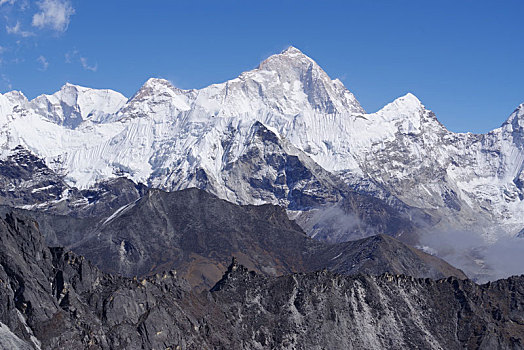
left=213, top=260, right=524, bottom=350
left=0, top=213, right=209, bottom=349
left=0, top=213, right=522, bottom=349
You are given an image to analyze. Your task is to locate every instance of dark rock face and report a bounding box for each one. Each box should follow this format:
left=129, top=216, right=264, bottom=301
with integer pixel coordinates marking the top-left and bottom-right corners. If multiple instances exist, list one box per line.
left=312, top=234, right=465, bottom=279
left=221, top=121, right=424, bottom=240
left=76, top=177, right=148, bottom=218
left=212, top=260, right=524, bottom=350
left=0, top=146, right=73, bottom=209
left=55, top=188, right=465, bottom=289
left=229, top=121, right=341, bottom=210
left=0, top=212, right=214, bottom=349
left=73, top=188, right=314, bottom=288
left=0, top=187, right=464, bottom=291
left=0, top=217, right=521, bottom=349
left=0, top=146, right=146, bottom=219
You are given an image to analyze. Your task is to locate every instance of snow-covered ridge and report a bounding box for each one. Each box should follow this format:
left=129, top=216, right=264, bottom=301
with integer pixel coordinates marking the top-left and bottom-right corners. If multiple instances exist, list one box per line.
left=0, top=83, right=127, bottom=128
left=0, top=46, right=523, bottom=240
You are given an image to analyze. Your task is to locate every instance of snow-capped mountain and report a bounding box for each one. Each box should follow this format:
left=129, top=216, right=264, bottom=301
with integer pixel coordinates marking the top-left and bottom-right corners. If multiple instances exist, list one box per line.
left=3, top=83, right=127, bottom=128
left=0, top=46, right=523, bottom=245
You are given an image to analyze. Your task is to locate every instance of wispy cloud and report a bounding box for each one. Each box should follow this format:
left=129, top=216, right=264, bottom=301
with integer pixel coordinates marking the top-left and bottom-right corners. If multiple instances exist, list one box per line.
left=66, top=49, right=98, bottom=72
left=1, top=74, right=12, bottom=90
left=32, top=0, right=74, bottom=32
left=37, top=55, right=48, bottom=71
left=64, top=48, right=78, bottom=63
left=0, top=0, right=16, bottom=6
left=11, top=57, right=23, bottom=64
left=417, top=226, right=524, bottom=282
left=18, top=0, right=29, bottom=11
left=80, top=56, right=97, bottom=72
left=6, top=20, right=34, bottom=37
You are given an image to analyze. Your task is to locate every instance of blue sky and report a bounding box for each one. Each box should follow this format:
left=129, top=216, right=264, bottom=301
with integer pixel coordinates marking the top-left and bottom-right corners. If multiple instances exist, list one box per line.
left=0, top=0, right=523, bottom=133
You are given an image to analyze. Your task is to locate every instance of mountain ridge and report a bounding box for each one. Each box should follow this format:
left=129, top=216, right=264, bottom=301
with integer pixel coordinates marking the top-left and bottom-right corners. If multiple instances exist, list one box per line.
left=0, top=46, right=523, bottom=281
left=1, top=186, right=465, bottom=290
left=0, top=212, right=520, bottom=349
left=2, top=46, right=522, bottom=131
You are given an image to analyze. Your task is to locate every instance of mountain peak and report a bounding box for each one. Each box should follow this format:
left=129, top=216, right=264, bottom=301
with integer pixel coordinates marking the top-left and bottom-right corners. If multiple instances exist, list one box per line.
left=376, top=93, right=425, bottom=122
left=388, top=93, right=424, bottom=110
left=136, top=78, right=177, bottom=94
left=248, top=47, right=364, bottom=114
left=502, top=103, right=524, bottom=129
left=51, top=82, right=125, bottom=101
left=122, top=78, right=192, bottom=117
left=143, top=77, right=174, bottom=87
left=2, top=90, right=27, bottom=103
left=130, top=78, right=177, bottom=100
left=63, top=81, right=82, bottom=89
left=280, top=46, right=306, bottom=56
left=258, top=46, right=315, bottom=71
left=59, top=82, right=95, bottom=95
left=399, top=92, right=423, bottom=106
left=27, top=82, right=127, bottom=128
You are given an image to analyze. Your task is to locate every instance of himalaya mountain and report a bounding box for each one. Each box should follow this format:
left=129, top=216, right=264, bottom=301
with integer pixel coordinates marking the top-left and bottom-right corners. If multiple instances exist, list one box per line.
left=0, top=47, right=523, bottom=279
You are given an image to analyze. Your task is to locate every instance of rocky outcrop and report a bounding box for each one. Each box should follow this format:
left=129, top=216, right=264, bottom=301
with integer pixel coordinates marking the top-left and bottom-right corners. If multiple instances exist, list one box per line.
left=0, top=146, right=147, bottom=219
left=212, top=259, right=524, bottom=350
left=0, top=211, right=214, bottom=349
left=0, top=146, right=74, bottom=210
left=0, top=216, right=521, bottom=349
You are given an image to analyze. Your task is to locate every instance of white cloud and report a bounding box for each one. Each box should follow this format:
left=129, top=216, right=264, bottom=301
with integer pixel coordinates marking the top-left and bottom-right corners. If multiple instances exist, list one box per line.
left=80, top=57, right=97, bottom=72
left=0, top=0, right=16, bottom=6
left=32, top=0, right=74, bottom=32
left=6, top=21, right=34, bottom=37
left=37, top=55, right=48, bottom=71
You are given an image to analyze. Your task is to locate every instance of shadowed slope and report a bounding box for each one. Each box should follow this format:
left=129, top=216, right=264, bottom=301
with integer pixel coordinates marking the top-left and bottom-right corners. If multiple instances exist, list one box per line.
left=68, top=187, right=465, bottom=289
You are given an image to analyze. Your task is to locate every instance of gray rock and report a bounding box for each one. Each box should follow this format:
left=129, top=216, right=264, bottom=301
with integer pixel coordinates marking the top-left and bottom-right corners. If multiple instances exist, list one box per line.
left=0, top=213, right=521, bottom=349
left=58, top=188, right=466, bottom=289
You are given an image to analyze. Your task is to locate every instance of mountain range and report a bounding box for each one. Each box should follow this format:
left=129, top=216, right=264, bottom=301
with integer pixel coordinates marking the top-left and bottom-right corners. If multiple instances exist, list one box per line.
left=0, top=46, right=522, bottom=280
left=0, top=46, right=523, bottom=349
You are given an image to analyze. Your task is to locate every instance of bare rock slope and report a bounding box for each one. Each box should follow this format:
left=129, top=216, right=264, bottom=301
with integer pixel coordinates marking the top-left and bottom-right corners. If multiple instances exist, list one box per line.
left=0, top=213, right=521, bottom=349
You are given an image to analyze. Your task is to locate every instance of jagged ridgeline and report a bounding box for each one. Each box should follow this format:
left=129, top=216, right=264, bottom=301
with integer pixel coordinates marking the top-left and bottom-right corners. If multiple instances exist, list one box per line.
left=0, top=213, right=522, bottom=349
left=0, top=46, right=522, bottom=243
